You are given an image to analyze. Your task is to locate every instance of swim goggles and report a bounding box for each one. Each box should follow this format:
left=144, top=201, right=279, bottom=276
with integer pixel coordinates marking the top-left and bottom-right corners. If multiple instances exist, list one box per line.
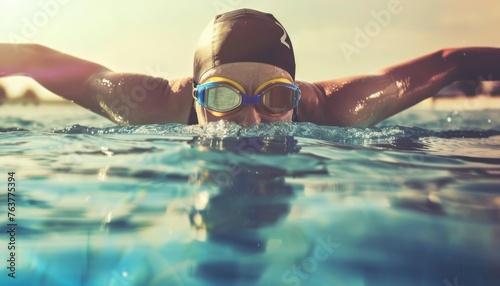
left=193, top=77, right=301, bottom=116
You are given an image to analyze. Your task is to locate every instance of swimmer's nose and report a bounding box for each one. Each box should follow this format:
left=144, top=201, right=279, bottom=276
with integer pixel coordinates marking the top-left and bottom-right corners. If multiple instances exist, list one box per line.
left=238, top=106, right=262, bottom=126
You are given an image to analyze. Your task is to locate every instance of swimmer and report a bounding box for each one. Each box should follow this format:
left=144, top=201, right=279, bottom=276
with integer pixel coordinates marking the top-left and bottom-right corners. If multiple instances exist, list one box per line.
left=1, top=8, right=500, bottom=127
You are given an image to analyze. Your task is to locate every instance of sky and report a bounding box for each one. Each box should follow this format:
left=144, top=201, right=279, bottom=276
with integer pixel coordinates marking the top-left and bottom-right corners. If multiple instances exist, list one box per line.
left=1, top=0, right=500, bottom=99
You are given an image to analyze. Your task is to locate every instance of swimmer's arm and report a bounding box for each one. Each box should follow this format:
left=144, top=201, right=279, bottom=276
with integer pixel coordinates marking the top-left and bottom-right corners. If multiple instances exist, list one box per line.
left=299, top=47, right=500, bottom=127
left=89, top=73, right=194, bottom=125
left=0, top=43, right=109, bottom=114
left=0, top=44, right=193, bottom=124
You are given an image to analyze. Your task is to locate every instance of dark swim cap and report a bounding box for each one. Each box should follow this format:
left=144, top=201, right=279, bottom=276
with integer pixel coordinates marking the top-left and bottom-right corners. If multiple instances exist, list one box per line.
left=193, top=8, right=295, bottom=85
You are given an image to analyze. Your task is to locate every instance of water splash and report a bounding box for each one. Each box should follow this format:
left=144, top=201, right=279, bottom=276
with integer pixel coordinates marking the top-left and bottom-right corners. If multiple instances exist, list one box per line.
left=54, top=120, right=500, bottom=146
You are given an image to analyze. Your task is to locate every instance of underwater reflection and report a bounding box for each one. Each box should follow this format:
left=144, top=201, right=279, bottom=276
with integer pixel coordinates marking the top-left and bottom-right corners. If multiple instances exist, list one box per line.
left=186, top=136, right=302, bottom=284
left=373, top=136, right=430, bottom=151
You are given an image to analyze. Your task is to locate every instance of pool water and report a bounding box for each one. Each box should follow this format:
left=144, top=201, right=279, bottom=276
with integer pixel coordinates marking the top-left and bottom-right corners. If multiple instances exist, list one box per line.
left=1, top=103, right=499, bottom=286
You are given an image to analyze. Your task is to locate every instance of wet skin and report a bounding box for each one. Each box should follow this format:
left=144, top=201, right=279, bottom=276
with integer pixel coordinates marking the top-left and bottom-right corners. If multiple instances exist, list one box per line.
left=2, top=44, right=500, bottom=127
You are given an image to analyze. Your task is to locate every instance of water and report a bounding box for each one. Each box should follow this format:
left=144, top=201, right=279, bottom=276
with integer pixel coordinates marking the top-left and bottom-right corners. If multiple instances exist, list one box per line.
left=0, top=103, right=499, bottom=286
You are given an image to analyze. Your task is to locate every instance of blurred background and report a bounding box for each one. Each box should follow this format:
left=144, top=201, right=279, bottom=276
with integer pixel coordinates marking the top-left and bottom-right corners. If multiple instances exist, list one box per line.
left=1, top=0, right=499, bottom=103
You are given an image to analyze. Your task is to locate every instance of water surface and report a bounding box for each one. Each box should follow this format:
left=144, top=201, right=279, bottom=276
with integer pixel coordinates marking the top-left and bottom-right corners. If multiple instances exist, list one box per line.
left=0, top=103, right=499, bottom=286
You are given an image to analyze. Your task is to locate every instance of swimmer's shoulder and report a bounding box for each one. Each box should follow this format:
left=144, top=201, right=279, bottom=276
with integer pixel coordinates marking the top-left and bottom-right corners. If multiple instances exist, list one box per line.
left=294, top=79, right=343, bottom=125
left=150, top=76, right=194, bottom=124
left=168, top=77, right=198, bottom=125
left=92, top=74, right=194, bottom=125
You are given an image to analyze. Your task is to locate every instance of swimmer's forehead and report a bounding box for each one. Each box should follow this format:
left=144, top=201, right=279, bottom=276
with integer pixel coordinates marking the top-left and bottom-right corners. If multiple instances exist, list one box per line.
left=199, top=62, right=293, bottom=87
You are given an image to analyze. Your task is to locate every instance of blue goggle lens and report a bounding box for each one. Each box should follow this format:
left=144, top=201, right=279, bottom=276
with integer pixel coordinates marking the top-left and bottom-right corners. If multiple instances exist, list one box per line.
left=204, top=85, right=241, bottom=112
left=196, top=83, right=299, bottom=114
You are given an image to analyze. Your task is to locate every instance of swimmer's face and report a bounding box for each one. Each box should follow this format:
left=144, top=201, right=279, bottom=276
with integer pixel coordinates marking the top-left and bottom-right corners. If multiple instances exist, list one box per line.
left=195, top=62, right=294, bottom=126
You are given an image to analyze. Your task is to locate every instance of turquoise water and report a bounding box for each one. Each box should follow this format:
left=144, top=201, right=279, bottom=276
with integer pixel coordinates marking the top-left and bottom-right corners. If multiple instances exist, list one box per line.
left=1, top=104, right=499, bottom=286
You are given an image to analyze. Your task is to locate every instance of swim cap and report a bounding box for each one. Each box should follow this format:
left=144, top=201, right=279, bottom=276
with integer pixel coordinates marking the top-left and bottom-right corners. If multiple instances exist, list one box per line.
left=193, top=8, right=295, bottom=85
